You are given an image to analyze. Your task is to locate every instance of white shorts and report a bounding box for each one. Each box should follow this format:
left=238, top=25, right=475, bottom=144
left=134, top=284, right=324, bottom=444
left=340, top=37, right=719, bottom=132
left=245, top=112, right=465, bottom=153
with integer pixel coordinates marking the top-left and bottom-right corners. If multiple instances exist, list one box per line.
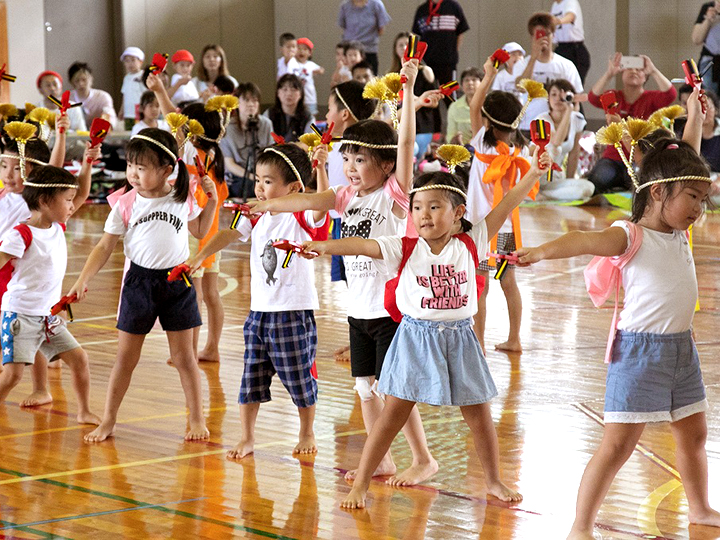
left=1, top=311, right=79, bottom=365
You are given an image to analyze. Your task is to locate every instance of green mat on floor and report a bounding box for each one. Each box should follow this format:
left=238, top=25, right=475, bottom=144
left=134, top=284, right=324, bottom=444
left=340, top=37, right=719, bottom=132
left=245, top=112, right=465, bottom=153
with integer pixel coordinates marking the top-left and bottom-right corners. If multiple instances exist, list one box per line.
left=521, top=192, right=633, bottom=210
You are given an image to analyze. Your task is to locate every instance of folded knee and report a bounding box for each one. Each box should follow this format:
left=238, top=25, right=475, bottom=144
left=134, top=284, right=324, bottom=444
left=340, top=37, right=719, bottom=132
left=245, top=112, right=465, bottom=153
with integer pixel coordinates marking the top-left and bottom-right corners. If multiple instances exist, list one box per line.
left=354, top=376, right=378, bottom=402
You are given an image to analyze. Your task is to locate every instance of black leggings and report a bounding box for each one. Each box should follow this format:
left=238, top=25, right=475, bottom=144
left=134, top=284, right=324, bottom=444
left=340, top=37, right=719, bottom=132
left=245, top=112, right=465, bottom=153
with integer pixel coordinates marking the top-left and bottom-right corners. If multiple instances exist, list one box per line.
left=588, top=158, right=633, bottom=195
left=555, top=41, right=591, bottom=84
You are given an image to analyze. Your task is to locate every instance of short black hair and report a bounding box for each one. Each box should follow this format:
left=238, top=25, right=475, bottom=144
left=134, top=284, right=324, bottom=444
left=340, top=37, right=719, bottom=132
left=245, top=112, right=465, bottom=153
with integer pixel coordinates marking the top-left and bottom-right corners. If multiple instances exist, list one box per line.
left=213, top=75, right=235, bottom=94
left=256, top=143, right=312, bottom=186
left=22, top=165, right=78, bottom=211
left=344, top=41, right=366, bottom=56
left=235, top=82, right=261, bottom=102
left=332, top=80, right=377, bottom=121
left=340, top=119, right=397, bottom=172
left=411, top=172, right=472, bottom=232
left=351, top=60, right=373, bottom=75
left=460, top=67, right=483, bottom=83
left=68, top=62, right=91, bottom=82
left=280, top=33, right=296, bottom=46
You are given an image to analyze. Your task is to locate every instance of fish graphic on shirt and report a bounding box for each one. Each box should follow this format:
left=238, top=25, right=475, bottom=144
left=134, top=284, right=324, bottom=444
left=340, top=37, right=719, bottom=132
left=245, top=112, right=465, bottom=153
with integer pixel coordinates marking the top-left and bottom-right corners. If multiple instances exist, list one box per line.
left=261, top=239, right=278, bottom=285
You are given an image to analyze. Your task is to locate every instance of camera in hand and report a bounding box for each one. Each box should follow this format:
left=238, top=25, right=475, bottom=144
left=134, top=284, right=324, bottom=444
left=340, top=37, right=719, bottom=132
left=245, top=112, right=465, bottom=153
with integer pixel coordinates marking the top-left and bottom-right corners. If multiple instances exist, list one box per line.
left=564, top=92, right=574, bottom=103
left=247, top=115, right=259, bottom=131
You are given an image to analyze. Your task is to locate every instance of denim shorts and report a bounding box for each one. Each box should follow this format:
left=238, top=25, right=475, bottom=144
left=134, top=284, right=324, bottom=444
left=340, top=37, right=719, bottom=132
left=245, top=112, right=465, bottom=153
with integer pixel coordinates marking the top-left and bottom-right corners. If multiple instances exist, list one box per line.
left=377, top=316, right=497, bottom=406
left=605, top=330, right=708, bottom=423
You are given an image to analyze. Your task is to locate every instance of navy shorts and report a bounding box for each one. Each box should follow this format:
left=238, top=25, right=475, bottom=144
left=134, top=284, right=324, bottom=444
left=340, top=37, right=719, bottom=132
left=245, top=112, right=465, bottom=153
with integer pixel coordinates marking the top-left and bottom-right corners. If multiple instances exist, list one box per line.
left=241, top=310, right=318, bottom=408
left=331, top=217, right=346, bottom=282
left=117, top=262, right=202, bottom=335
left=348, top=316, right=399, bottom=379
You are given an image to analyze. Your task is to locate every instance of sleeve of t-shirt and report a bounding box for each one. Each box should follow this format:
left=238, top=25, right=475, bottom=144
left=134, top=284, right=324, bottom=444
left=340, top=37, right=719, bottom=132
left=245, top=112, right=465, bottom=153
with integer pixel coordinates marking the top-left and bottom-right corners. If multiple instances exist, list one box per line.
left=121, top=75, right=130, bottom=95
left=187, top=197, right=203, bottom=221
left=572, top=111, right=587, bottom=133
left=611, top=220, right=632, bottom=258
left=104, top=203, right=127, bottom=236
left=469, top=125, right=486, bottom=149
left=454, top=2, right=470, bottom=34
left=468, top=219, right=489, bottom=255
left=374, top=235, right=403, bottom=275
left=565, top=62, right=583, bottom=92
left=0, top=228, right=27, bottom=258
left=566, top=0, right=580, bottom=16
left=697, top=3, right=711, bottom=24
left=376, top=1, right=391, bottom=28
left=233, top=216, right=252, bottom=242
left=303, top=209, right=327, bottom=228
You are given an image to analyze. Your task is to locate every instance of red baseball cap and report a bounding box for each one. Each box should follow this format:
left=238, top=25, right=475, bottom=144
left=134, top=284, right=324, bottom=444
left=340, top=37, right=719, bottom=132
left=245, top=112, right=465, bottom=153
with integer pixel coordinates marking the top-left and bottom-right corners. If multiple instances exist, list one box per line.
left=297, top=38, right=314, bottom=50
left=36, top=70, right=62, bottom=88
left=171, top=49, right=194, bottom=63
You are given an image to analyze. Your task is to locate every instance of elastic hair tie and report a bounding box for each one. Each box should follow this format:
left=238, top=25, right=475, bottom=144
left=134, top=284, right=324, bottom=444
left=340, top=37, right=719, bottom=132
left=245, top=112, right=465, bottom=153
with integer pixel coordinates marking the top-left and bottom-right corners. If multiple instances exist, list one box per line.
left=263, top=147, right=305, bottom=191
left=334, top=88, right=359, bottom=122
left=23, top=181, right=78, bottom=189
left=635, top=175, right=712, bottom=193
left=410, top=184, right=468, bottom=200
left=667, top=143, right=679, bottom=149
left=340, top=139, right=398, bottom=150
left=132, top=134, right=178, bottom=162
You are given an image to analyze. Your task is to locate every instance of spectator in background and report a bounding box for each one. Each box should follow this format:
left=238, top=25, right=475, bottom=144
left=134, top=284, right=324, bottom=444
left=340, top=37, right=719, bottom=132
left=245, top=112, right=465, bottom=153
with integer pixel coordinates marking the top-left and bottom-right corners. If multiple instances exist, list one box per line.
left=490, top=42, right=526, bottom=98
left=36, top=70, right=86, bottom=132
left=277, top=33, right=300, bottom=79
left=263, top=74, right=314, bottom=142
left=550, top=0, right=591, bottom=83
left=211, top=75, right=236, bottom=96
left=586, top=52, right=676, bottom=194
left=68, top=62, right=117, bottom=127
left=192, top=44, right=238, bottom=102
left=338, top=0, right=391, bottom=75
left=411, top=0, right=469, bottom=84
left=692, top=1, right=720, bottom=94
left=351, top=60, right=375, bottom=84
left=295, top=38, right=325, bottom=116
left=118, top=46, right=145, bottom=130
left=130, top=91, right=170, bottom=137
left=446, top=67, right=482, bottom=145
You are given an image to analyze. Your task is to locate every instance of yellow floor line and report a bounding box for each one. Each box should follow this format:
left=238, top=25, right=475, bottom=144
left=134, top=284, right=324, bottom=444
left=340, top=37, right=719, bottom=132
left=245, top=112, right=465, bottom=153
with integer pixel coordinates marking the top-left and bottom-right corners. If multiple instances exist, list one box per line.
left=637, top=479, right=682, bottom=537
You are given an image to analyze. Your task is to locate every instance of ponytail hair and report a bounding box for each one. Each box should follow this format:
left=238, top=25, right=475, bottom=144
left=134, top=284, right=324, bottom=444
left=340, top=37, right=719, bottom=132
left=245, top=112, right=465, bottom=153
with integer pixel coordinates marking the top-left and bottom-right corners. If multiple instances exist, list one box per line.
left=182, top=102, right=226, bottom=183
left=126, top=128, right=189, bottom=203
left=482, top=91, right=527, bottom=149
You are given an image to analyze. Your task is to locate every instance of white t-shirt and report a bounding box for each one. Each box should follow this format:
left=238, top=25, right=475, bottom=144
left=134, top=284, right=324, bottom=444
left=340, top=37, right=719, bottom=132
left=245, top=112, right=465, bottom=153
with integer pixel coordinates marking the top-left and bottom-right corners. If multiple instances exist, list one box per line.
left=551, top=0, right=585, bottom=43
left=0, top=191, right=30, bottom=237
left=121, top=71, right=146, bottom=119
left=104, top=192, right=202, bottom=269
left=327, top=145, right=346, bottom=219
left=277, top=57, right=301, bottom=78
left=375, top=221, right=488, bottom=321
left=491, top=68, right=525, bottom=98
left=536, top=111, right=586, bottom=180
left=333, top=180, right=407, bottom=319
left=191, top=75, right=240, bottom=98
left=0, top=223, right=66, bottom=316
left=131, top=119, right=171, bottom=137
left=297, top=60, right=321, bottom=107
left=614, top=221, right=697, bottom=334
left=512, top=54, right=583, bottom=130
left=467, top=126, right=530, bottom=232
left=170, top=74, right=200, bottom=104
left=233, top=210, right=326, bottom=312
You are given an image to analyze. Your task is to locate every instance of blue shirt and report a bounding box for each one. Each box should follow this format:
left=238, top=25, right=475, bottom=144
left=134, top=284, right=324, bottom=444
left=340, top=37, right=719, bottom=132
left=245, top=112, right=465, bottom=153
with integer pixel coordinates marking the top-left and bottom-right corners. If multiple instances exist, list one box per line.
left=338, top=0, right=391, bottom=54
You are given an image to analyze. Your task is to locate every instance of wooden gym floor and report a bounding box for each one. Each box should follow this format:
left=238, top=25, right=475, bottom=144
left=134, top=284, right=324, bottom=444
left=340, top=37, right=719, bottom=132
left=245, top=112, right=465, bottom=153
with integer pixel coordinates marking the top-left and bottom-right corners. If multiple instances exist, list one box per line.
left=0, top=202, right=718, bottom=540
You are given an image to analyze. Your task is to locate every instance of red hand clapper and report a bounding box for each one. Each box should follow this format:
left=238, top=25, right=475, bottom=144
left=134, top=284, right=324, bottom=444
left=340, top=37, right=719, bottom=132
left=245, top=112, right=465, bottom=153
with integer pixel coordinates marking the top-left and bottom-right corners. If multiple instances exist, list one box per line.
left=149, top=53, right=168, bottom=73
left=491, top=49, right=510, bottom=68
left=401, top=34, right=428, bottom=83
left=50, top=294, right=78, bottom=321
left=599, top=90, right=620, bottom=116
left=682, top=59, right=707, bottom=114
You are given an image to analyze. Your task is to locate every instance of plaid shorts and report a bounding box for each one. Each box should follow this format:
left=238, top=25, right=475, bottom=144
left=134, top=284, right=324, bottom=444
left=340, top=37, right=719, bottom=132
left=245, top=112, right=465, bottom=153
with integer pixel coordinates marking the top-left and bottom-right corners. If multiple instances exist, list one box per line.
left=479, top=232, right=517, bottom=272
left=241, top=310, right=318, bottom=408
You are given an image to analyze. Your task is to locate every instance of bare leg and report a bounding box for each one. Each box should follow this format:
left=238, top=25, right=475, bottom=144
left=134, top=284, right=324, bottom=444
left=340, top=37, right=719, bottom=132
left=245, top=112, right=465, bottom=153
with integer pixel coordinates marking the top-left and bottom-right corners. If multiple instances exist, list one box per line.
left=495, top=270, right=522, bottom=353
left=294, top=405, right=317, bottom=454
left=22, top=351, right=52, bottom=407
left=670, top=412, right=720, bottom=527
left=387, top=405, right=438, bottom=486
left=341, top=396, right=417, bottom=509
left=168, top=276, right=203, bottom=365
left=227, top=402, right=260, bottom=459
left=473, top=270, right=490, bottom=356
left=567, top=422, right=645, bottom=538
left=57, top=347, right=100, bottom=425
left=461, top=403, right=522, bottom=502
left=85, top=331, right=146, bottom=442
left=198, top=272, right=223, bottom=362
left=167, top=328, right=209, bottom=441
left=0, top=363, right=25, bottom=402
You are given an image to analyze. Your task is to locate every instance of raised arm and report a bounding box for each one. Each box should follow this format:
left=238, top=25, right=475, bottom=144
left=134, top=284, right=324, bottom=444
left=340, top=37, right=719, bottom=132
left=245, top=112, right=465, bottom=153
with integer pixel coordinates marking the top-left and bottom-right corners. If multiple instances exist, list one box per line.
left=312, top=144, right=330, bottom=223
left=395, top=59, right=418, bottom=195
left=515, top=226, right=628, bottom=265
left=301, top=237, right=382, bottom=259
left=49, top=114, right=71, bottom=167
left=590, top=53, right=622, bottom=96
left=67, top=232, right=121, bottom=301
left=145, top=72, right=176, bottom=117
left=683, top=86, right=707, bottom=154
left=70, top=142, right=102, bottom=214
left=470, top=56, right=498, bottom=136
left=640, top=55, right=672, bottom=92
left=692, top=5, right=717, bottom=45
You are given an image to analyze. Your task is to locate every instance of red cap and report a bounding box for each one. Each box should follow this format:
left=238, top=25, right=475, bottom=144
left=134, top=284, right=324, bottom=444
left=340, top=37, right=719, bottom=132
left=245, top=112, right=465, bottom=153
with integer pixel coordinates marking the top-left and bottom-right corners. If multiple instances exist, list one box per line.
left=171, top=49, right=194, bottom=63
left=297, top=38, right=314, bottom=50
left=36, top=70, right=62, bottom=88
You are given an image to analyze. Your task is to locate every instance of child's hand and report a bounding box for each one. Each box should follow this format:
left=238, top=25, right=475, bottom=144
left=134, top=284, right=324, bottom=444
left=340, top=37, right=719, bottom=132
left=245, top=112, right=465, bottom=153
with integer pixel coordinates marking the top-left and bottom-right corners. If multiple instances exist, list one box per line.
left=513, top=247, right=544, bottom=267
left=67, top=280, right=88, bottom=302
left=606, top=52, right=622, bottom=76
left=186, top=255, right=203, bottom=276
left=400, top=59, right=419, bottom=87
left=245, top=199, right=270, bottom=215
left=145, top=72, right=164, bottom=93
left=419, top=89, right=442, bottom=108
left=178, top=75, right=192, bottom=86
left=482, top=56, right=498, bottom=78
left=83, top=141, right=102, bottom=164
left=528, top=147, right=553, bottom=174
left=313, top=144, right=329, bottom=168
left=687, top=86, right=707, bottom=123
left=300, top=241, right=324, bottom=258
left=56, top=113, right=71, bottom=134
left=200, top=175, right=218, bottom=201
left=450, top=132, right=464, bottom=145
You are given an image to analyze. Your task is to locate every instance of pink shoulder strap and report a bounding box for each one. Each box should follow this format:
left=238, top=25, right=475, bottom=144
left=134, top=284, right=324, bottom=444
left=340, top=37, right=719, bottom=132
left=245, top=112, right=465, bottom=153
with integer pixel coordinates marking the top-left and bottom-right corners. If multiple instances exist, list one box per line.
left=110, top=188, right=137, bottom=228
left=333, top=186, right=355, bottom=215
left=583, top=222, right=643, bottom=363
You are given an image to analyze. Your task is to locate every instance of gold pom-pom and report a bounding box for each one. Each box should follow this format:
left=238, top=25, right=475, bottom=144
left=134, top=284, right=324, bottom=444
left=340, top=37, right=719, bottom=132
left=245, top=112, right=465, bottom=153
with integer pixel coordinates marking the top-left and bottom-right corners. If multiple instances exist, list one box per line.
left=48, top=113, right=56, bottom=130
left=363, top=78, right=388, bottom=101
left=24, top=103, right=36, bottom=114
left=165, top=112, right=188, bottom=134
left=596, top=122, right=625, bottom=146
left=381, top=73, right=402, bottom=97
left=220, top=95, right=239, bottom=111
left=437, top=144, right=471, bottom=173
left=517, top=79, right=548, bottom=100
left=658, top=105, right=685, bottom=121
left=187, top=119, right=204, bottom=137
left=299, top=133, right=320, bottom=149
left=4, top=121, right=37, bottom=141
left=27, top=107, right=53, bottom=125
left=0, top=103, right=18, bottom=118
left=205, top=96, right=225, bottom=112
left=624, top=118, right=657, bottom=143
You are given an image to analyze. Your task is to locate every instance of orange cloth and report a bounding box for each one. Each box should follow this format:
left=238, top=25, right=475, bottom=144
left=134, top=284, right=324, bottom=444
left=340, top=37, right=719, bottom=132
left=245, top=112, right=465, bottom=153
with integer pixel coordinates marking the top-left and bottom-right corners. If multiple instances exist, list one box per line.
left=189, top=149, right=229, bottom=268
left=475, top=142, right=537, bottom=263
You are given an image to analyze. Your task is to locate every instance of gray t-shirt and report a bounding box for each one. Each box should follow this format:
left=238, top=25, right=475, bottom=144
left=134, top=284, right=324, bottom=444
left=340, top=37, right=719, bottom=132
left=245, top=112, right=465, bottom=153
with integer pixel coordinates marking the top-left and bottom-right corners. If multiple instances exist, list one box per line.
left=338, top=0, right=391, bottom=54
left=220, top=116, right=273, bottom=170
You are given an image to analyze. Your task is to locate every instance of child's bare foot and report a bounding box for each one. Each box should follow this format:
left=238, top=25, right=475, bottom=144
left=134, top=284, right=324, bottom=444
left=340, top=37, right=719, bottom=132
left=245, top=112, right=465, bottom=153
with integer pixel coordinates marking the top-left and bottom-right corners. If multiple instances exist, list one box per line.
left=185, top=423, right=210, bottom=441
left=340, top=484, right=369, bottom=509
left=387, top=458, right=438, bottom=486
left=495, top=339, right=522, bottom=353
left=227, top=438, right=255, bottom=459
left=84, top=421, right=116, bottom=442
left=48, top=359, right=62, bottom=369
left=77, top=411, right=102, bottom=425
left=293, top=433, right=317, bottom=454
left=20, top=391, right=53, bottom=407
left=689, top=508, right=720, bottom=528
left=334, top=345, right=350, bottom=362
left=198, top=349, right=220, bottom=362
left=345, top=457, right=396, bottom=481
left=487, top=481, right=523, bottom=502
left=566, top=530, right=602, bottom=540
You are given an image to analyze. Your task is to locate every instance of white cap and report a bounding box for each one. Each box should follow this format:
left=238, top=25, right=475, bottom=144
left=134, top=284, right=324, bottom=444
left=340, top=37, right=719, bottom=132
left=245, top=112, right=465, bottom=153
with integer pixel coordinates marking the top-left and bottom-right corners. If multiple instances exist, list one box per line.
left=502, top=42, right=526, bottom=56
left=120, top=46, right=145, bottom=62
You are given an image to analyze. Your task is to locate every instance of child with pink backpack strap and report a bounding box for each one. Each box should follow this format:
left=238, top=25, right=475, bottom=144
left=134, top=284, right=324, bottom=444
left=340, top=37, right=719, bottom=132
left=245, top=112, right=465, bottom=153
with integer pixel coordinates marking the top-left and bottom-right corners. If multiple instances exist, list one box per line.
left=297, top=142, right=551, bottom=509
left=515, top=133, right=720, bottom=536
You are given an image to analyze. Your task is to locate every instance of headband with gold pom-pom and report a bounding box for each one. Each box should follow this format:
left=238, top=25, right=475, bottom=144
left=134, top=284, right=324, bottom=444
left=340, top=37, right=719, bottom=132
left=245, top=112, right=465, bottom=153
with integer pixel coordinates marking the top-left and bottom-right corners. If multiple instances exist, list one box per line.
left=481, top=79, right=548, bottom=131
left=596, top=121, right=638, bottom=188
left=648, top=105, right=686, bottom=133
left=2, top=121, right=40, bottom=180
left=26, top=107, right=55, bottom=143
left=363, top=77, right=390, bottom=122
left=380, top=73, right=403, bottom=129
left=0, top=103, right=18, bottom=122
left=203, top=95, right=239, bottom=143
left=436, top=144, right=471, bottom=174
left=623, top=118, right=658, bottom=165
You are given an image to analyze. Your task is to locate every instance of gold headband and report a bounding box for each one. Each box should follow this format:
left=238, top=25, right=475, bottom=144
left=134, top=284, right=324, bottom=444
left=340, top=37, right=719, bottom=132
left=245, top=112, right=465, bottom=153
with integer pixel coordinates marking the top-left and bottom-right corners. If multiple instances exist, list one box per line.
left=636, top=175, right=712, bottom=193
left=131, top=134, right=178, bottom=162
left=23, top=181, right=78, bottom=189
left=410, top=184, right=467, bottom=200
left=481, top=106, right=516, bottom=129
left=263, top=147, right=304, bottom=190
left=0, top=154, right=47, bottom=167
left=334, top=88, right=359, bottom=122
left=340, top=139, right=398, bottom=150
